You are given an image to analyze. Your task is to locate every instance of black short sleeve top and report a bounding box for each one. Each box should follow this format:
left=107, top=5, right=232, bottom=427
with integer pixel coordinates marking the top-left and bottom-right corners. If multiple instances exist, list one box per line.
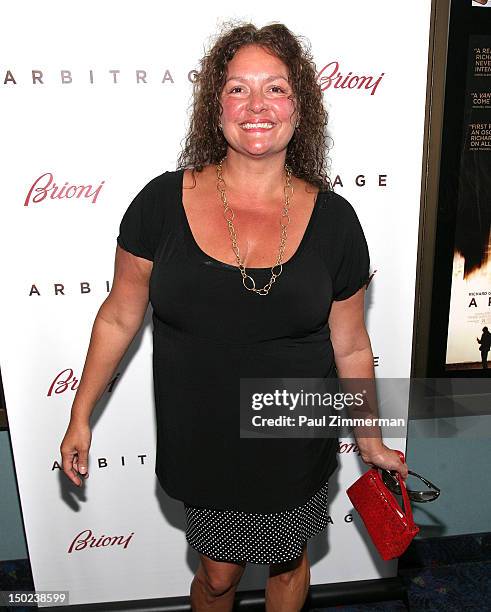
left=116, top=169, right=370, bottom=513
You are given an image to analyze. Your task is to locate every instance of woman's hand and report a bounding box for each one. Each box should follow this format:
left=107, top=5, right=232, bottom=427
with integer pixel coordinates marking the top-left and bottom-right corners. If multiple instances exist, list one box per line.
left=360, top=443, right=409, bottom=481
left=60, top=421, right=92, bottom=487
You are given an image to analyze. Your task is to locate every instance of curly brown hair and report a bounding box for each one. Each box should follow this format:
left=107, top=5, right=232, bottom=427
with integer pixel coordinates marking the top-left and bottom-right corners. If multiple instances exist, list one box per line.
left=176, top=20, right=332, bottom=191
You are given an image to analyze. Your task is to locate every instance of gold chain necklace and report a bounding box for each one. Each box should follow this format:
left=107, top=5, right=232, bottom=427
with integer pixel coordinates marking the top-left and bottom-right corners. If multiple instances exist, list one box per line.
left=215, top=158, right=294, bottom=296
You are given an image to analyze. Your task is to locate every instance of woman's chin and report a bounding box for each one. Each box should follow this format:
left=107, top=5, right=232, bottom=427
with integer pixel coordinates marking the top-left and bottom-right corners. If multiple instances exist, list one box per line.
left=240, top=145, right=281, bottom=158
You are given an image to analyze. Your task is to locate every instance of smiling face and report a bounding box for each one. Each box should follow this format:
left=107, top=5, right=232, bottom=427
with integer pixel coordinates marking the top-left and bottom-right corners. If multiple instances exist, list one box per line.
left=219, top=44, right=298, bottom=160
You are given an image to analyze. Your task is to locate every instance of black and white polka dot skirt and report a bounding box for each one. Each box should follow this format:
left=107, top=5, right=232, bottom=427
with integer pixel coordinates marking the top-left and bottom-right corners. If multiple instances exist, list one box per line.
left=184, top=480, right=330, bottom=564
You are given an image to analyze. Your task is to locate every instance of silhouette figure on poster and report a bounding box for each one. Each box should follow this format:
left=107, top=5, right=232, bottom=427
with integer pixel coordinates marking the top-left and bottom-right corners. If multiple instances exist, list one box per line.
left=476, top=326, right=491, bottom=369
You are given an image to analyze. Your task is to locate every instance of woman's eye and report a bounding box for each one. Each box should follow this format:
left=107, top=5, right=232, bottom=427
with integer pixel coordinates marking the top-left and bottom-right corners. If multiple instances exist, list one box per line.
left=228, top=85, right=286, bottom=94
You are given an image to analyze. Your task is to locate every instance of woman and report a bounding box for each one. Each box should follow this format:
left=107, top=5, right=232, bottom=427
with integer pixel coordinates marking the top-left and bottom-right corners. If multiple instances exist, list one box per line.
left=61, top=22, right=409, bottom=612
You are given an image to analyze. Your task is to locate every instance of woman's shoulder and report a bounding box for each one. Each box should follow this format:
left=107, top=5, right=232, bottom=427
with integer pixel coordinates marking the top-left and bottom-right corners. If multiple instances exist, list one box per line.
left=122, top=168, right=184, bottom=227
left=318, top=188, right=355, bottom=211
left=296, top=176, right=358, bottom=218
left=316, top=189, right=365, bottom=230
left=139, top=168, right=184, bottom=194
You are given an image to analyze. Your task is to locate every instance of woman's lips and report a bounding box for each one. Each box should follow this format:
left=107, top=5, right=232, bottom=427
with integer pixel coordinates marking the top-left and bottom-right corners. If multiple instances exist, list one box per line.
left=240, top=122, right=275, bottom=131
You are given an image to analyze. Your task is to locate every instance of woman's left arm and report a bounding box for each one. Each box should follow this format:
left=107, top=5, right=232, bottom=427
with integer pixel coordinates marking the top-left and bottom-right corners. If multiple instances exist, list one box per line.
left=329, top=286, right=409, bottom=480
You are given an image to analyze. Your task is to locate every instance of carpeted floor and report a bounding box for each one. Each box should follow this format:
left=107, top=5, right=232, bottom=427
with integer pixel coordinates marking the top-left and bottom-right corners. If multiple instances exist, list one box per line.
left=1, top=532, right=490, bottom=611
left=315, top=531, right=491, bottom=611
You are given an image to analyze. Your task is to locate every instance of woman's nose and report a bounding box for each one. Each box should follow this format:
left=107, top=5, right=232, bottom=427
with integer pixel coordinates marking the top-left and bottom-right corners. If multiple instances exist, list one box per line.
left=247, top=91, right=267, bottom=112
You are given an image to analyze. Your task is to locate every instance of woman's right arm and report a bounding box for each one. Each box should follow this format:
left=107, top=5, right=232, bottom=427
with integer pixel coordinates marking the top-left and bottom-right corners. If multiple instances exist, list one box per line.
left=60, top=245, right=153, bottom=487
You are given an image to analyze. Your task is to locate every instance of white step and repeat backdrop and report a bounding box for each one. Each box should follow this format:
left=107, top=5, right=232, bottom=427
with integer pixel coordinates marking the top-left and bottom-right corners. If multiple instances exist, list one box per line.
left=0, top=0, right=432, bottom=607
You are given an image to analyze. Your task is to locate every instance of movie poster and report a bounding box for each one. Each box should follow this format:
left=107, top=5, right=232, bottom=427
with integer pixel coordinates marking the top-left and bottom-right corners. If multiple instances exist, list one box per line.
left=446, top=35, right=491, bottom=371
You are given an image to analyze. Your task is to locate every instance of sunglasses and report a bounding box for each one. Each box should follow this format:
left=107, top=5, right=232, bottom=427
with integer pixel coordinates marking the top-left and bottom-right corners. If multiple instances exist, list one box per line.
left=381, top=468, right=441, bottom=503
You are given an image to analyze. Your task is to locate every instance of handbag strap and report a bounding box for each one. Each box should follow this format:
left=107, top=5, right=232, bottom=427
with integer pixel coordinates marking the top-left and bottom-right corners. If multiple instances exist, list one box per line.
left=394, top=450, right=417, bottom=527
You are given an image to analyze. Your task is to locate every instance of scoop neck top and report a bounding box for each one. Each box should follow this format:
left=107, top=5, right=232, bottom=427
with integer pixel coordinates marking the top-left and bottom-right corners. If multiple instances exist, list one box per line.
left=177, top=167, right=323, bottom=273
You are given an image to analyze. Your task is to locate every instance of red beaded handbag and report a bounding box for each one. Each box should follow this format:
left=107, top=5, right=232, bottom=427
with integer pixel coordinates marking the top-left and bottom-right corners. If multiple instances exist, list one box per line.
left=346, top=450, right=422, bottom=561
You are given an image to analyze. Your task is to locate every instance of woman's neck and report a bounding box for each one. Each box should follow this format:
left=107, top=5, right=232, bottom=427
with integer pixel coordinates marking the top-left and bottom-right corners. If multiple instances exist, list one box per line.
left=217, top=151, right=289, bottom=202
